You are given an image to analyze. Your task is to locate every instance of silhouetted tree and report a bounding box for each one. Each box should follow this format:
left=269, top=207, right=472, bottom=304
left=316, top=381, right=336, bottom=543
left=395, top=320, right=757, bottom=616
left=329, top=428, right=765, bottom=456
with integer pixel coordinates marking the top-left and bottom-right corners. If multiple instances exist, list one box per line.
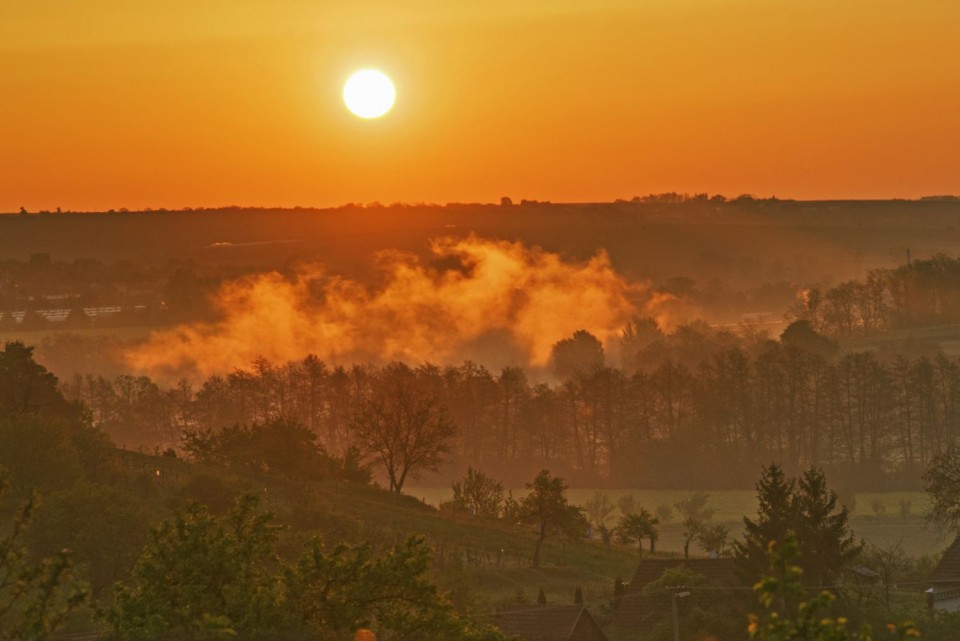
left=780, top=320, right=838, bottom=359
left=923, top=444, right=960, bottom=532
left=734, top=464, right=797, bottom=582
left=619, top=316, right=663, bottom=373
left=183, top=418, right=333, bottom=481
left=518, top=471, right=587, bottom=568
left=675, top=492, right=715, bottom=559
left=584, top=491, right=615, bottom=527
left=734, top=465, right=860, bottom=586
left=0, top=342, right=72, bottom=418
left=550, top=330, right=604, bottom=381
left=451, top=467, right=504, bottom=518
left=353, top=363, right=458, bottom=494
left=696, top=523, right=729, bottom=557
left=617, top=508, right=660, bottom=558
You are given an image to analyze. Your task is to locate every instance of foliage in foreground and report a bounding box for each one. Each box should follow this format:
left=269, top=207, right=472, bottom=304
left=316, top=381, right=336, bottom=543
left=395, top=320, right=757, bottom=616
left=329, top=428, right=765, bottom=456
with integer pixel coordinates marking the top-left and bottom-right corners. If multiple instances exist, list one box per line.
left=288, top=536, right=504, bottom=641
left=108, top=494, right=507, bottom=641
left=0, top=468, right=88, bottom=641
left=748, top=537, right=917, bottom=641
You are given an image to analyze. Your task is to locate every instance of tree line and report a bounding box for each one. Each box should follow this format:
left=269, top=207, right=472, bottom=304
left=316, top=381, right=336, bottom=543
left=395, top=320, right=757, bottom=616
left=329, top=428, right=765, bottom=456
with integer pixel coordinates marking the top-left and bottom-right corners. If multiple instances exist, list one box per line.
left=54, top=318, right=960, bottom=489
left=792, top=253, right=960, bottom=337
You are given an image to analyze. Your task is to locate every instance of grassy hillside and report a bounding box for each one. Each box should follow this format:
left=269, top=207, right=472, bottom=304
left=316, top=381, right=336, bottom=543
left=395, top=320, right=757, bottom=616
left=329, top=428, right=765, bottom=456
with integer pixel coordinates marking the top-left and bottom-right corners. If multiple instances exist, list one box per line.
left=9, top=445, right=946, bottom=639
left=21, top=448, right=638, bottom=618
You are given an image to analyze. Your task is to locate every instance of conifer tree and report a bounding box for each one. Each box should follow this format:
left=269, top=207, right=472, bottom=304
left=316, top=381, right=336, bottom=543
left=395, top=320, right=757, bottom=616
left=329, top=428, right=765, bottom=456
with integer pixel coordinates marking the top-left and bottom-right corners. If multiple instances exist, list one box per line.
left=734, top=464, right=860, bottom=587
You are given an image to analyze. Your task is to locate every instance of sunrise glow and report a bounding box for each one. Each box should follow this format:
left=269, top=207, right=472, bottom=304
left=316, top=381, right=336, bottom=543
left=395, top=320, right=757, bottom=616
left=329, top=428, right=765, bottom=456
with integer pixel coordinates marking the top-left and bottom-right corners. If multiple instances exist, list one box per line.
left=2, top=1, right=959, bottom=210
left=342, top=69, right=395, bottom=119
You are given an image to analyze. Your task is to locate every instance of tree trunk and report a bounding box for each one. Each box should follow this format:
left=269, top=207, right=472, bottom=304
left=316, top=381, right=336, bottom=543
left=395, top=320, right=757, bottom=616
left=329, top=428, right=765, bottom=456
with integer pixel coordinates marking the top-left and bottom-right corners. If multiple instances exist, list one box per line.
left=533, top=534, right=545, bottom=568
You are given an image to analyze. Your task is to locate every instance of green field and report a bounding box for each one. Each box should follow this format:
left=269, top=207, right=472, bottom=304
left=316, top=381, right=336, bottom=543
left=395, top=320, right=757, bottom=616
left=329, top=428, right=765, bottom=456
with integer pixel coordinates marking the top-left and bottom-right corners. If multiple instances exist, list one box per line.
left=408, top=487, right=948, bottom=558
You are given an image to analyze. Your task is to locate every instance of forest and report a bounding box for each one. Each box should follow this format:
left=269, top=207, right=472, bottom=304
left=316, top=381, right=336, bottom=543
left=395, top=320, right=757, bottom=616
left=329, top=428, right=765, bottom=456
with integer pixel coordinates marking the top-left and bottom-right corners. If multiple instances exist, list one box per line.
left=43, top=315, right=960, bottom=490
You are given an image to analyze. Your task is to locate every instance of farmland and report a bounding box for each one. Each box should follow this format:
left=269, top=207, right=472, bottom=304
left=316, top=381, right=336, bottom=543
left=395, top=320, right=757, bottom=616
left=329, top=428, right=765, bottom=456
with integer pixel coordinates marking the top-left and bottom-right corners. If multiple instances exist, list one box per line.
left=410, top=487, right=948, bottom=558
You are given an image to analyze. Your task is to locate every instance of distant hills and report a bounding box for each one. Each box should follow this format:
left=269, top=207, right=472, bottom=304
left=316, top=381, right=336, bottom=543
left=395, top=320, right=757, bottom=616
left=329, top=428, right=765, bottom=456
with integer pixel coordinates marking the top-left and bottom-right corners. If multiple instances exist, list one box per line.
left=4, top=199, right=960, bottom=288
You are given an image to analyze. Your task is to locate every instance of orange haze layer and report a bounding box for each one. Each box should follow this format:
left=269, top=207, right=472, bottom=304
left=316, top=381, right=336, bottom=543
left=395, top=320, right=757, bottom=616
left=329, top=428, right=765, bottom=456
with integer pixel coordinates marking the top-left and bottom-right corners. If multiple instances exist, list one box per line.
left=125, top=236, right=689, bottom=379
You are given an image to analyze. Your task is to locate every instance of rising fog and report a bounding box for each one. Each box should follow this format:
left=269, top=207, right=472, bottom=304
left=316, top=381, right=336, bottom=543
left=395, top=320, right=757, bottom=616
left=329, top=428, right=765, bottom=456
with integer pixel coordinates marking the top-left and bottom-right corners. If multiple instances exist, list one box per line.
left=125, top=235, right=695, bottom=380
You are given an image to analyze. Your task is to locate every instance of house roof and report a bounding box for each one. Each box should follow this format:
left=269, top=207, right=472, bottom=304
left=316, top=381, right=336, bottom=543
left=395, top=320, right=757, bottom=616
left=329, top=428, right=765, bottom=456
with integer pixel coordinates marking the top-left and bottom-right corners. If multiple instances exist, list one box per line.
left=493, top=604, right=608, bottom=641
left=931, top=537, right=960, bottom=584
left=852, top=565, right=881, bottom=580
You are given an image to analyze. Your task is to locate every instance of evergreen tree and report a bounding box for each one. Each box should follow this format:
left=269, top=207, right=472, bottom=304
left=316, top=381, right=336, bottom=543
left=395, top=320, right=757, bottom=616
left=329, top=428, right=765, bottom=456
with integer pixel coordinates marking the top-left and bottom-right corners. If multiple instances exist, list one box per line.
left=734, top=465, right=860, bottom=587
left=792, top=468, right=860, bottom=586
left=735, top=464, right=796, bottom=581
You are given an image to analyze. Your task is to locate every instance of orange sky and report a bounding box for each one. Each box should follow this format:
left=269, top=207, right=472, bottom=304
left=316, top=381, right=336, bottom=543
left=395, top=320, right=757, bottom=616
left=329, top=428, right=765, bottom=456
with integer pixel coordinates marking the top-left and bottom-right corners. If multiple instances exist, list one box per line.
left=2, top=0, right=958, bottom=211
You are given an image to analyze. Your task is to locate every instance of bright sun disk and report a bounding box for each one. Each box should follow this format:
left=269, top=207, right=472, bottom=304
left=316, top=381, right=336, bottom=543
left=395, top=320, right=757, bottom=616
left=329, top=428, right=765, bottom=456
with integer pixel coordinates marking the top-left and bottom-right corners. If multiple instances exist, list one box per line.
left=343, top=69, right=395, bottom=119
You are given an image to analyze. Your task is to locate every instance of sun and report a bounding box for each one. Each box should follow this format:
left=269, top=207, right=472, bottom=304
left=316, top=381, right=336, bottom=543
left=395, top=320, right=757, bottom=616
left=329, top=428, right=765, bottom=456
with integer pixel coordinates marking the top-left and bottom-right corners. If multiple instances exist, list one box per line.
left=342, top=69, right=396, bottom=119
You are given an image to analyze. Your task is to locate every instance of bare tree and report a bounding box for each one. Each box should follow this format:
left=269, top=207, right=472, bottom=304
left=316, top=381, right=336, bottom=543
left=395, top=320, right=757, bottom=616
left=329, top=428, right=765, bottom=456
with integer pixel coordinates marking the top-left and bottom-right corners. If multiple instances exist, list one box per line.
left=353, top=363, right=458, bottom=495
left=675, top=491, right=715, bottom=559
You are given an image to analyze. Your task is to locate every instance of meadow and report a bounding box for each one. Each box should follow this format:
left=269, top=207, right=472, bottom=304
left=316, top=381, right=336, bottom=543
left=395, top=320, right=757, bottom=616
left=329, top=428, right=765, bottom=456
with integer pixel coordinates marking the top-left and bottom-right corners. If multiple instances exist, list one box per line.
left=409, top=487, right=947, bottom=558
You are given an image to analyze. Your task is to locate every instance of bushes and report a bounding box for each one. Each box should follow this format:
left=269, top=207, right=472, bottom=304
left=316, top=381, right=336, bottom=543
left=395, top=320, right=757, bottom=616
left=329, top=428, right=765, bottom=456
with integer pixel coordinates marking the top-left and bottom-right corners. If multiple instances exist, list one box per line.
left=108, top=495, right=506, bottom=641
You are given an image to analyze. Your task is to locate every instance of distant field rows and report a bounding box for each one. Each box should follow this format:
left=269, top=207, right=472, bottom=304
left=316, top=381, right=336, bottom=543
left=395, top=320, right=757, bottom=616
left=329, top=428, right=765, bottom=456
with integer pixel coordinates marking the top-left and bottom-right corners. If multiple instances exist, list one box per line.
left=407, top=487, right=949, bottom=557
left=0, top=326, right=154, bottom=343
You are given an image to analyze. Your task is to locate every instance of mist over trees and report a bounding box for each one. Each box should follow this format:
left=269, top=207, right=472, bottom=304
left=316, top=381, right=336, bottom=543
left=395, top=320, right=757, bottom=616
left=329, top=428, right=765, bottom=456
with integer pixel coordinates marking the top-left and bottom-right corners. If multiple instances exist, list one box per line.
left=47, top=316, right=960, bottom=490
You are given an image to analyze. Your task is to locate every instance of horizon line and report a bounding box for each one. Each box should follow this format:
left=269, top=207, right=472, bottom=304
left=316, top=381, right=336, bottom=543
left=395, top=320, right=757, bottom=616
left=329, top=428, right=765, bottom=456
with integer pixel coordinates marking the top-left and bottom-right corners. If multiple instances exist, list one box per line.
left=5, top=194, right=960, bottom=216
